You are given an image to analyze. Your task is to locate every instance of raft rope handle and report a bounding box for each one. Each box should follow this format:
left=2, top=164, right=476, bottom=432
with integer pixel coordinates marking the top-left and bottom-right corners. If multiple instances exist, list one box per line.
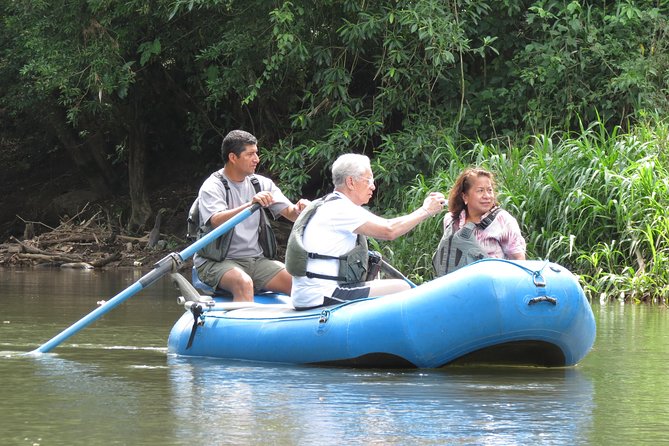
left=528, top=296, right=557, bottom=305
left=474, top=258, right=554, bottom=301
left=474, top=258, right=550, bottom=282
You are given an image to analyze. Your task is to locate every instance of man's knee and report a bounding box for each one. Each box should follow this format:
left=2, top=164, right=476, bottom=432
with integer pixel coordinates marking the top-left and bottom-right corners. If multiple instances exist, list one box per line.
left=220, top=267, right=254, bottom=292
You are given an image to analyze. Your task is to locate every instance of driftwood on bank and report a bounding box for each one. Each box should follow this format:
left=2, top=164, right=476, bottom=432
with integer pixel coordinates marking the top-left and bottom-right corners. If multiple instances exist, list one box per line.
left=1, top=213, right=173, bottom=268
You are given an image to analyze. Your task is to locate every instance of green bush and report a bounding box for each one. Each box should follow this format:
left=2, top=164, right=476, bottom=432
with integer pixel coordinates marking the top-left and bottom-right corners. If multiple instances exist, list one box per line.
left=372, top=115, right=669, bottom=303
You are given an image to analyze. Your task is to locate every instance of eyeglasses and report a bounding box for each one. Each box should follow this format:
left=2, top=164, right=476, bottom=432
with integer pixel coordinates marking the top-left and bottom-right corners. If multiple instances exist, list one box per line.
left=358, top=176, right=375, bottom=187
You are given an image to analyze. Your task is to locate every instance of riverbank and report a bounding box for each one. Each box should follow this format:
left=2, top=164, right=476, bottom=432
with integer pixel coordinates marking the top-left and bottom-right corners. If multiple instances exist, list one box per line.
left=0, top=136, right=294, bottom=270
left=0, top=136, right=202, bottom=268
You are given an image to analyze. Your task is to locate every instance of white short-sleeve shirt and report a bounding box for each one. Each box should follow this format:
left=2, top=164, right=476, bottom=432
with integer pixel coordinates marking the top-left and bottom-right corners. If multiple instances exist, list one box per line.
left=291, top=191, right=375, bottom=308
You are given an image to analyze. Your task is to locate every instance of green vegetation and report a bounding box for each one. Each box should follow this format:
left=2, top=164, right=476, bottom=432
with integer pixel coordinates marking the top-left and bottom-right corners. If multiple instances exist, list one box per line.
left=1, top=1, right=669, bottom=302
left=380, top=116, right=669, bottom=303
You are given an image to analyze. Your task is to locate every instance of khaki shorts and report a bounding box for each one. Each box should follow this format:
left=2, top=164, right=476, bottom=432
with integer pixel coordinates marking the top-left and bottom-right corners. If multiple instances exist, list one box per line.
left=196, top=257, right=285, bottom=291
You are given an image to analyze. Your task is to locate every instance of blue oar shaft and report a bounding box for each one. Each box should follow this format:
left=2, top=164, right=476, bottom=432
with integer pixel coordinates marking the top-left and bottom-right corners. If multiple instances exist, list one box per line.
left=179, top=203, right=258, bottom=259
left=32, top=204, right=260, bottom=354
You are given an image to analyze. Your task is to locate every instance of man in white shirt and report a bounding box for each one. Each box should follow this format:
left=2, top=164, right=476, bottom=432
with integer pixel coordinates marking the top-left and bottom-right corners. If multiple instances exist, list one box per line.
left=287, top=153, right=445, bottom=310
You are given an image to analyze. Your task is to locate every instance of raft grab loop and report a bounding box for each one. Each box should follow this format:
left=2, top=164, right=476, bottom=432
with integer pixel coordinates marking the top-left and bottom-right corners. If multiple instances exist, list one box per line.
left=532, top=270, right=546, bottom=288
left=319, top=310, right=331, bottom=324
left=528, top=262, right=557, bottom=306
left=528, top=296, right=557, bottom=305
left=500, top=259, right=558, bottom=306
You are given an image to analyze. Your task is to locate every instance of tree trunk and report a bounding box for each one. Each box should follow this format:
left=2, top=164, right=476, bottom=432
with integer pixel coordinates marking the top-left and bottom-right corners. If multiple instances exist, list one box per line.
left=126, top=121, right=151, bottom=233
left=45, top=106, right=117, bottom=197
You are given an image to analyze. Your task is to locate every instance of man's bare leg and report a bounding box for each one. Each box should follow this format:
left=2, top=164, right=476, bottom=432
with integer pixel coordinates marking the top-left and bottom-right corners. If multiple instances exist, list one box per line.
left=218, top=267, right=254, bottom=302
left=263, top=269, right=293, bottom=295
left=366, top=279, right=411, bottom=297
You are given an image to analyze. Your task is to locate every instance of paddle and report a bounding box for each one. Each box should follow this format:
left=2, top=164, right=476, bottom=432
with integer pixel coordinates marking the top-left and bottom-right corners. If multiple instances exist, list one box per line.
left=31, top=203, right=261, bottom=354
left=380, top=258, right=417, bottom=288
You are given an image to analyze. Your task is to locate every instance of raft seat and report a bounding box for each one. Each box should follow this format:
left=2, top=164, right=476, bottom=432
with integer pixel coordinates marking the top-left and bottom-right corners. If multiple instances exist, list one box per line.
left=191, top=267, right=217, bottom=295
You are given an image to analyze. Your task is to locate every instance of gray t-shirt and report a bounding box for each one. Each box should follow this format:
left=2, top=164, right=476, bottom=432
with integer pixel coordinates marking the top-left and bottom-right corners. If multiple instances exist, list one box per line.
left=193, top=169, right=291, bottom=266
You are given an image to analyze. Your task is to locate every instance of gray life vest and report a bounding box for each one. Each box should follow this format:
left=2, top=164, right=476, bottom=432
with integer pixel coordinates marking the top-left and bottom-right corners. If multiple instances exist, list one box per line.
left=187, top=173, right=277, bottom=261
left=432, top=207, right=501, bottom=277
left=285, top=194, right=369, bottom=284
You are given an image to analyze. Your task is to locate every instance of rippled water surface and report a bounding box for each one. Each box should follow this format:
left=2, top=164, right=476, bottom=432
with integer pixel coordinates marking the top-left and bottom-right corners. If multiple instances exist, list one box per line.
left=1, top=268, right=668, bottom=445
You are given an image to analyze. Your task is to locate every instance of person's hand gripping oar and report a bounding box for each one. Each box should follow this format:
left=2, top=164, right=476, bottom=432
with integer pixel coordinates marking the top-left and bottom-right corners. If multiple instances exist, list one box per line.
left=30, top=204, right=262, bottom=354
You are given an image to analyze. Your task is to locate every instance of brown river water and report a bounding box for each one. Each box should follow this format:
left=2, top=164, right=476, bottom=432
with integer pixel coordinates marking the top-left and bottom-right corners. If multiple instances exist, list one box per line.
left=1, top=268, right=668, bottom=445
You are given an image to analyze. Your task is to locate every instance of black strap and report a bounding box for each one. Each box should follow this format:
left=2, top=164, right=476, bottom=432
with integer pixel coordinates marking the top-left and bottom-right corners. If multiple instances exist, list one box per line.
left=214, top=172, right=231, bottom=206
left=477, top=206, right=501, bottom=230
left=249, top=175, right=262, bottom=193
left=308, top=252, right=341, bottom=260
left=451, top=206, right=500, bottom=232
left=306, top=271, right=346, bottom=281
left=186, top=304, right=204, bottom=350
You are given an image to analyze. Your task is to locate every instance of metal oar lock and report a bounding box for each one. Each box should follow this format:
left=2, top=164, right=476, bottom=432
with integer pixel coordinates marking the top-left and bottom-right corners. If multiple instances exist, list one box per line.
left=171, top=272, right=215, bottom=349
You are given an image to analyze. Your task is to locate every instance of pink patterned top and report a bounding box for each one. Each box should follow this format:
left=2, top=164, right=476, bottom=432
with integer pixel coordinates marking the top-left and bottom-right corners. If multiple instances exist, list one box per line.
left=441, top=207, right=526, bottom=259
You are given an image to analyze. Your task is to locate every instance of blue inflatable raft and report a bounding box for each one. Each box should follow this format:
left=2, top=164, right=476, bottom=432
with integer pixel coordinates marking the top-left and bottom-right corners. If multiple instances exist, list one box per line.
left=167, top=259, right=596, bottom=368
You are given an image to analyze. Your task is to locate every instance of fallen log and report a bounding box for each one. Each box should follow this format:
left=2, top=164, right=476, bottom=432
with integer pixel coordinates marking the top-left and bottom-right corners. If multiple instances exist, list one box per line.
left=10, top=236, right=56, bottom=255
left=116, top=234, right=149, bottom=244
left=16, top=252, right=84, bottom=263
left=90, top=252, right=122, bottom=268
left=40, top=233, right=99, bottom=246
left=60, top=262, right=95, bottom=269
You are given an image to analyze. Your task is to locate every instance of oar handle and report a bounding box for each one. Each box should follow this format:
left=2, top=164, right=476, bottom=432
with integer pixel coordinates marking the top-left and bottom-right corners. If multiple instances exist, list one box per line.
left=380, top=259, right=416, bottom=288
left=31, top=203, right=261, bottom=354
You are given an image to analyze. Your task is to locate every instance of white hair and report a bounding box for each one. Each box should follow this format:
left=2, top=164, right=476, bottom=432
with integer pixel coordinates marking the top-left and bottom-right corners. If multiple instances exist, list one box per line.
left=331, top=153, right=371, bottom=188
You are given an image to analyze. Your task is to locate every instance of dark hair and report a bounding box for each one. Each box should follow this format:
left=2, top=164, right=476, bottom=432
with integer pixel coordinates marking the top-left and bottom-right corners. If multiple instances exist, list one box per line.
left=221, top=130, right=258, bottom=163
left=448, top=167, right=498, bottom=218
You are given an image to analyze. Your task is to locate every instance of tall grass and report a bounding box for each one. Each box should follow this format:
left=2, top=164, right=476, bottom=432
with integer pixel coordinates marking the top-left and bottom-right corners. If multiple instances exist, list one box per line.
left=371, top=116, right=669, bottom=303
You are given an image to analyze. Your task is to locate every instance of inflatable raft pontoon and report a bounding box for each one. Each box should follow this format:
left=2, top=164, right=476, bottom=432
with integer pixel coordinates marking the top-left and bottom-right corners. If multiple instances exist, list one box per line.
left=167, top=259, right=596, bottom=368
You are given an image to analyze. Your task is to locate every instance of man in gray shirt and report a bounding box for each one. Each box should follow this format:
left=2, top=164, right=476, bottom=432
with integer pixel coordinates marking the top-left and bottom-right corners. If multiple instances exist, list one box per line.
left=194, top=130, right=309, bottom=301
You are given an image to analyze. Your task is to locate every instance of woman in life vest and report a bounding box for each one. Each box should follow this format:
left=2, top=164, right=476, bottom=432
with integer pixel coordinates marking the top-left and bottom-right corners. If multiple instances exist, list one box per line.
left=433, top=167, right=526, bottom=276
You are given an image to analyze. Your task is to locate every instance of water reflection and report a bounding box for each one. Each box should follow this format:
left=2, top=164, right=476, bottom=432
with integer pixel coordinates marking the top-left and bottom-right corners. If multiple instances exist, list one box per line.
left=2, top=349, right=173, bottom=445
left=584, top=303, right=669, bottom=445
left=168, top=357, right=594, bottom=445
left=8, top=268, right=669, bottom=445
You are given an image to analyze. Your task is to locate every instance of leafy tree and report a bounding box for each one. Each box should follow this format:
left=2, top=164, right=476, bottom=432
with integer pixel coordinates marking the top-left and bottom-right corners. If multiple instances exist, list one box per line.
left=2, top=0, right=669, bottom=233
left=1, top=1, right=217, bottom=230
